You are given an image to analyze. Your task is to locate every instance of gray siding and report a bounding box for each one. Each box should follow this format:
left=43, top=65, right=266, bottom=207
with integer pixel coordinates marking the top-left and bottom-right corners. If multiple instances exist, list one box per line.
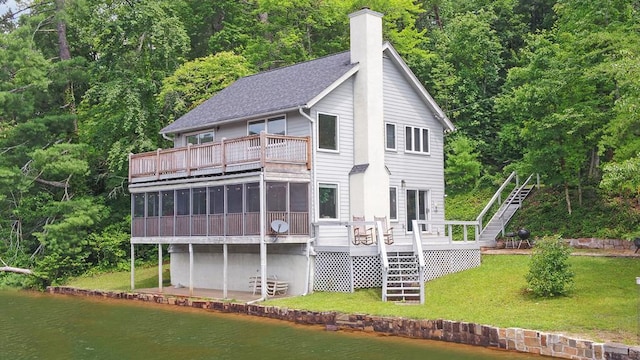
left=311, top=79, right=354, bottom=223
left=382, top=56, right=447, bottom=237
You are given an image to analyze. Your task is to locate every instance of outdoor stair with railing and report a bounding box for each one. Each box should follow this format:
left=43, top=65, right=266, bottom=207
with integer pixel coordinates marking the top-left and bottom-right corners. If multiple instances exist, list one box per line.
left=383, top=251, right=421, bottom=303
left=477, top=172, right=538, bottom=246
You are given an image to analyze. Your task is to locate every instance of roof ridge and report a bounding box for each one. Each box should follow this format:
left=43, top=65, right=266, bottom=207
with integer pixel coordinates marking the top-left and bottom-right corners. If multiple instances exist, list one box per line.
left=242, top=50, right=351, bottom=79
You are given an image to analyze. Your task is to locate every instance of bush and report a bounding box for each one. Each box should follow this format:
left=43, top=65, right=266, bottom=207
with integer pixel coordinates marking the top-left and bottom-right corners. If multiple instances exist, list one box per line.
left=525, top=235, right=574, bottom=297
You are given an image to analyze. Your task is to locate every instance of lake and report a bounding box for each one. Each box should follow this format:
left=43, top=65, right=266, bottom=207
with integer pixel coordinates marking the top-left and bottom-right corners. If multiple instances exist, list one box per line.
left=0, top=290, right=543, bottom=359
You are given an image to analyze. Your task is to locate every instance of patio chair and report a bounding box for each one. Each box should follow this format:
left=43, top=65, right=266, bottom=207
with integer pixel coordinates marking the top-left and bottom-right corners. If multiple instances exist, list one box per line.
left=374, top=216, right=394, bottom=245
left=352, top=216, right=374, bottom=245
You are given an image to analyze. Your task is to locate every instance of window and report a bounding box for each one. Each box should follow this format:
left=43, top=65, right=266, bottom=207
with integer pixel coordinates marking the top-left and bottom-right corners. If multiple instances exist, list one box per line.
left=248, top=116, right=286, bottom=135
left=161, top=191, right=174, bottom=216
left=385, top=123, right=396, bottom=150
left=318, top=113, right=338, bottom=151
left=209, top=186, right=224, bottom=214
left=389, top=187, right=398, bottom=221
left=405, top=126, right=430, bottom=154
left=406, top=189, right=430, bottom=232
left=192, top=188, right=207, bottom=215
left=319, top=183, right=338, bottom=219
left=186, top=131, right=214, bottom=145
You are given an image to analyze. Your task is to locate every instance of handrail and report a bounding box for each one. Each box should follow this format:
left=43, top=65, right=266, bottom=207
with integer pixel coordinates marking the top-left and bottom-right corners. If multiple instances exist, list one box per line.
left=376, top=221, right=389, bottom=302
left=412, top=220, right=425, bottom=304
left=129, top=133, right=310, bottom=180
left=496, top=173, right=535, bottom=220
left=476, top=171, right=517, bottom=231
left=421, top=220, right=481, bottom=242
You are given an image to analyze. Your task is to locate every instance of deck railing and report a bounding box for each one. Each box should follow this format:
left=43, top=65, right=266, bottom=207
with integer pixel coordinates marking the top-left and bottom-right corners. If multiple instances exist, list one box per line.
left=129, top=133, right=311, bottom=181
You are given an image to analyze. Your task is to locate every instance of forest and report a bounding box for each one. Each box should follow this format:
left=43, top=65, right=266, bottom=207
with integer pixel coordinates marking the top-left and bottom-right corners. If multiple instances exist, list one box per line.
left=0, top=0, right=638, bottom=287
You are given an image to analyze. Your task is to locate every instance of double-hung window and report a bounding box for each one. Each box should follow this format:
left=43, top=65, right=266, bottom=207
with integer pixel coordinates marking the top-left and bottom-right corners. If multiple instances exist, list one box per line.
left=318, top=113, right=338, bottom=151
left=385, top=123, right=396, bottom=151
left=405, top=126, right=430, bottom=154
left=318, top=183, right=338, bottom=219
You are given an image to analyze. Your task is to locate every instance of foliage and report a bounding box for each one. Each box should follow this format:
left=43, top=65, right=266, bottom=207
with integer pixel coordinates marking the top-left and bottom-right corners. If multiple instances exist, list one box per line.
left=1, top=0, right=640, bottom=287
left=158, top=52, right=253, bottom=122
left=444, top=134, right=482, bottom=193
left=507, top=186, right=640, bottom=239
left=600, top=156, right=640, bottom=205
left=526, top=235, right=574, bottom=297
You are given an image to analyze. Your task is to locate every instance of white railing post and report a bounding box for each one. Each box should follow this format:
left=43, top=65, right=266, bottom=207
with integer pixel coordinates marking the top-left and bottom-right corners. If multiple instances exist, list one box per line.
left=412, top=220, right=426, bottom=304
left=377, top=221, right=389, bottom=302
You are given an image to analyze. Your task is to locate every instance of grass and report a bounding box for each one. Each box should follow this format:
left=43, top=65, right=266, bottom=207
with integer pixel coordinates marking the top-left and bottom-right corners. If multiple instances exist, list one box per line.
left=62, top=255, right=640, bottom=344
left=265, top=255, right=640, bottom=344
left=66, top=264, right=170, bottom=291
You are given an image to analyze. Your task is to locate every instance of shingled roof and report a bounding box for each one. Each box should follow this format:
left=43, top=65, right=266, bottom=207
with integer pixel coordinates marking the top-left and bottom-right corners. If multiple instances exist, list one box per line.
left=161, top=51, right=356, bottom=135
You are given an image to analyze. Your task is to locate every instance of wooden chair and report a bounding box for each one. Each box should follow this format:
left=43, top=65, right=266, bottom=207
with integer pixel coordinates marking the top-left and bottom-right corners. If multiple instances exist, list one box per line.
left=352, top=216, right=374, bottom=245
left=374, top=216, right=394, bottom=245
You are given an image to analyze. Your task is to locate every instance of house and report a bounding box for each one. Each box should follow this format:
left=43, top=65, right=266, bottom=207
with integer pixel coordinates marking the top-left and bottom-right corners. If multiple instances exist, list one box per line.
left=128, top=9, right=481, bottom=302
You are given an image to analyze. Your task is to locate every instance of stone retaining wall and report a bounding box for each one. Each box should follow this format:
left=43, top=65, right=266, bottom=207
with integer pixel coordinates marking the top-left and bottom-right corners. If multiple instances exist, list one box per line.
left=565, top=238, right=636, bottom=251
left=47, top=286, right=640, bottom=360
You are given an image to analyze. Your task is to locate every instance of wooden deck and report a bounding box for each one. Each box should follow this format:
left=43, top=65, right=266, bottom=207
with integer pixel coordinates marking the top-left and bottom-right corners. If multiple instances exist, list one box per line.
left=129, top=133, right=311, bottom=183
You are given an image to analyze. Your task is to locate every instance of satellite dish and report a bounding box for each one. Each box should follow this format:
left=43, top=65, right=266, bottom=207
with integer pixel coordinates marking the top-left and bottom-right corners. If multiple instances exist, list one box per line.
left=271, top=220, right=289, bottom=234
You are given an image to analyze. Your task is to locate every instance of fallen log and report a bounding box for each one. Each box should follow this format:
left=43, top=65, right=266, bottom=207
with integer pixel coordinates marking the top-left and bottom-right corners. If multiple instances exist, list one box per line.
left=0, top=266, right=33, bottom=275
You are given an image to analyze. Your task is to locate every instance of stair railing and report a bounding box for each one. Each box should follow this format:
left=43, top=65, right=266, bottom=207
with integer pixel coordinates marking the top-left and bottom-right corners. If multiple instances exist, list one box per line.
left=376, top=221, right=389, bottom=302
left=476, top=171, right=518, bottom=235
left=495, top=173, right=537, bottom=236
left=412, top=220, right=426, bottom=304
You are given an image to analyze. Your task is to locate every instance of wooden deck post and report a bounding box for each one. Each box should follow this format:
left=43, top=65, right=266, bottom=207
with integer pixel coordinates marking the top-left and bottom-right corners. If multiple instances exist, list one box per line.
left=221, top=138, right=227, bottom=173
left=260, top=131, right=266, bottom=168
left=155, top=148, right=161, bottom=180
left=186, top=143, right=192, bottom=177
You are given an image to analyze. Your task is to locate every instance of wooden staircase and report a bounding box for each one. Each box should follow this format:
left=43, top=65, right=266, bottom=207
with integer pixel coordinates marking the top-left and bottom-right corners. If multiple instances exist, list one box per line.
left=383, top=251, right=422, bottom=303
left=477, top=173, right=537, bottom=246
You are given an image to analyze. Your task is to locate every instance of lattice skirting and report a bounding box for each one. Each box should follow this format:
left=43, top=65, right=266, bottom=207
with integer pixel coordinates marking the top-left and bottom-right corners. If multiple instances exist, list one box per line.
left=423, top=249, right=481, bottom=281
left=314, top=249, right=479, bottom=292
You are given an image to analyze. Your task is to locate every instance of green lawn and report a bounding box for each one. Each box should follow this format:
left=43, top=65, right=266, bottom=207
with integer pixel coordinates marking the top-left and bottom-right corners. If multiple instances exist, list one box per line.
left=64, top=255, right=640, bottom=344
left=66, top=264, right=170, bottom=291
left=265, top=255, right=640, bottom=344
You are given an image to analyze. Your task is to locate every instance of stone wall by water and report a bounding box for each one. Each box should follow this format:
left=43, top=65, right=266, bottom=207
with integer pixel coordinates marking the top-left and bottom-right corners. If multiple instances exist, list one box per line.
left=47, top=286, right=639, bottom=360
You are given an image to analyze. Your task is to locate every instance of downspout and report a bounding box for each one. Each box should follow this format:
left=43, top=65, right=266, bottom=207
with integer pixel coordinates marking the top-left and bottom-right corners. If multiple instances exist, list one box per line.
left=298, top=107, right=316, bottom=296
left=161, top=133, right=173, bottom=142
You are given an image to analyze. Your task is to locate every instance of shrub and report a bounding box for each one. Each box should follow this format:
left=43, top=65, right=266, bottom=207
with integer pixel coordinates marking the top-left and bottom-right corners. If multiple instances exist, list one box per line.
left=525, top=235, right=574, bottom=297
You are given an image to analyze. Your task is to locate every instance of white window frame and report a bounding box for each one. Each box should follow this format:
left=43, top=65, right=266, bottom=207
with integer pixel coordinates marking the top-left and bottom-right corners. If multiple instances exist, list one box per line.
left=317, top=182, right=339, bottom=220
left=317, top=112, right=339, bottom=153
left=185, top=130, right=215, bottom=146
left=404, top=125, right=430, bottom=155
left=247, top=115, right=287, bottom=136
left=389, top=186, right=398, bottom=221
left=385, top=122, right=397, bottom=151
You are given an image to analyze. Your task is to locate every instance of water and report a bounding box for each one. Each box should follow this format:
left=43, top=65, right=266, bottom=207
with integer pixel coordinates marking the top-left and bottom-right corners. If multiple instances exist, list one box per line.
left=0, top=291, right=541, bottom=359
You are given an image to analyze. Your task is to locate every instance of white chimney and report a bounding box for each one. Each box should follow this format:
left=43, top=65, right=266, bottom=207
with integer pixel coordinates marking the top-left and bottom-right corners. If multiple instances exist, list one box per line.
left=348, top=9, right=389, bottom=221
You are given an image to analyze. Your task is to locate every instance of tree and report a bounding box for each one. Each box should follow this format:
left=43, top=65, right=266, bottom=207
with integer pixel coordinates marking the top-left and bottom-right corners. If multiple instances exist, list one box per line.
left=158, top=52, right=254, bottom=123
left=77, top=0, right=190, bottom=175
left=445, top=134, right=482, bottom=193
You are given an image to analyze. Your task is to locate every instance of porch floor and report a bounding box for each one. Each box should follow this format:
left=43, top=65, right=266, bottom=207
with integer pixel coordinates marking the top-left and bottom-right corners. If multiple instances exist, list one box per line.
left=135, top=286, right=290, bottom=303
